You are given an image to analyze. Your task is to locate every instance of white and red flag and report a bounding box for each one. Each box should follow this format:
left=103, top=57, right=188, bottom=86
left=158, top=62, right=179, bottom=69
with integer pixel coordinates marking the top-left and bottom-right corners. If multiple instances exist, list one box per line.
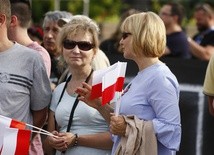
left=90, top=61, right=127, bottom=105
left=0, top=115, right=55, bottom=155
left=0, top=115, right=26, bottom=129
left=1, top=128, right=31, bottom=155
left=0, top=115, right=26, bottom=153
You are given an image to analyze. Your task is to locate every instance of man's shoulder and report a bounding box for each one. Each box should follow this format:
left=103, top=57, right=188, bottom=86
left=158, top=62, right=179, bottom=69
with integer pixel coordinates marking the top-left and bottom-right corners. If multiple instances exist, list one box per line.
left=14, top=43, right=45, bottom=63
left=14, top=42, right=39, bottom=55
left=27, top=42, right=50, bottom=59
left=28, top=42, right=48, bottom=53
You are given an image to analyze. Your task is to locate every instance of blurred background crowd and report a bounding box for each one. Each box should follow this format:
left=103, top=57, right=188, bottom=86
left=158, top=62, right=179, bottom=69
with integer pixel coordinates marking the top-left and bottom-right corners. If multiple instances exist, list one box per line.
left=28, top=0, right=213, bottom=43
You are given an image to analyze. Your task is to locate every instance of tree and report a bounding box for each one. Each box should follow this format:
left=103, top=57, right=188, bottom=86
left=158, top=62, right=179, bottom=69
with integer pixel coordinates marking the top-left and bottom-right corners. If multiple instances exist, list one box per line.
left=31, top=0, right=124, bottom=24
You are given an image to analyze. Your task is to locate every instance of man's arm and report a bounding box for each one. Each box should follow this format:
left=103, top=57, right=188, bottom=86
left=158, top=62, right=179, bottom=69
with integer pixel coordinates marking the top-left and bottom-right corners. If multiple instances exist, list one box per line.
left=32, top=107, right=48, bottom=128
left=188, top=37, right=214, bottom=61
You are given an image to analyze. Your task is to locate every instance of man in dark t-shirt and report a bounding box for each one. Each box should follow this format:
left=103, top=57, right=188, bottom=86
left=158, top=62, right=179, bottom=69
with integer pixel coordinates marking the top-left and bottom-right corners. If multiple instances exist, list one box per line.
left=188, top=3, right=214, bottom=61
left=166, top=32, right=191, bottom=58
left=159, top=2, right=191, bottom=59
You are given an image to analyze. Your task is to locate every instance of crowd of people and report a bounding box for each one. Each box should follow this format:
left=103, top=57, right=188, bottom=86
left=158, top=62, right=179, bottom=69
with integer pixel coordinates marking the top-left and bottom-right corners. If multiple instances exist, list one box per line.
left=0, top=0, right=214, bottom=155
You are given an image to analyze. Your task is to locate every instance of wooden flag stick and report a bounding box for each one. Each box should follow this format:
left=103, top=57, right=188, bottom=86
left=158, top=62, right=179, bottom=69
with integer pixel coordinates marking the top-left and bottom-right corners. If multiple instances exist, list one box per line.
left=26, top=123, right=55, bottom=137
left=31, top=130, right=58, bottom=138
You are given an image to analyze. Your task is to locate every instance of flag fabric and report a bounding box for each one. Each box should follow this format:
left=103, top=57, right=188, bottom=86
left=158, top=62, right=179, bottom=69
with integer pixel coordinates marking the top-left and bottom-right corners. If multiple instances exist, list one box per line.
left=0, top=115, right=54, bottom=155
left=102, top=62, right=126, bottom=105
left=115, top=62, right=127, bottom=91
left=0, top=115, right=26, bottom=153
left=90, top=67, right=109, bottom=100
left=90, top=63, right=118, bottom=99
left=0, top=115, right=27, bottom=154
left=0, top=115, right=26, bottom=129
left=1, top=128, right=31, bottom=155
left=90, top=62, right=127, bottom=105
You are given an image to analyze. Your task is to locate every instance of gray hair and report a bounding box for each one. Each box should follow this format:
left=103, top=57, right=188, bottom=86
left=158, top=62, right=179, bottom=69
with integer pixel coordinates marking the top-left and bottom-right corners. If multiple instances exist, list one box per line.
left=67, top=15, right=100, bottom=32
left=57, top=15, right=100, bottom=52
left=43, top=10, right=73, bottom=28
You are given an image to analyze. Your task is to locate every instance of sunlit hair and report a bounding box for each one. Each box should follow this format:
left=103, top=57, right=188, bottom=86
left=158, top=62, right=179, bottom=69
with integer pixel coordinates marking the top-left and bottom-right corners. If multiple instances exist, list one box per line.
left=120, top=12, right=166, bottom=57
left=57, top=15, right=100, bottom=54
left=0, top=0, right=11, bottom=27
left=195, top=3, right=214, bottom=17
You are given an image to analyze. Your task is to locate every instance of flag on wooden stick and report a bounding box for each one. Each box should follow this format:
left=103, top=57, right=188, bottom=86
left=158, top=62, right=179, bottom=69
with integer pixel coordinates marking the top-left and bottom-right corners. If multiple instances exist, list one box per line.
left=0, top=115, right=26, bottom=153
left=0, top=114, right=56, bottom=155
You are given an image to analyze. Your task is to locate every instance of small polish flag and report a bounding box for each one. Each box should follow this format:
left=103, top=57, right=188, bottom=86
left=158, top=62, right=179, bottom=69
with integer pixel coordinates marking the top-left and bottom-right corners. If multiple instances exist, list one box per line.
left=90, top=62, right=118, bottom=99
left=1, top=128, right=31, bottom=155
left=0, top=115, right=26, bottom=152
left=115, top=62, right=126, bottom=91
left=102, top=62, right=126, bottom=105
left=0, top=115, right=26, bottom=129
left=90, top=62, right=127, bottom=105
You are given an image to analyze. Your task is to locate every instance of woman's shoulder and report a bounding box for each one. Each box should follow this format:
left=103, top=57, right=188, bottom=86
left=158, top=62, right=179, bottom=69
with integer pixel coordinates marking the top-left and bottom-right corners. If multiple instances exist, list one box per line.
left=52, top=82, right=66, bottom=95
left=143, top=62, right=178, bottom=87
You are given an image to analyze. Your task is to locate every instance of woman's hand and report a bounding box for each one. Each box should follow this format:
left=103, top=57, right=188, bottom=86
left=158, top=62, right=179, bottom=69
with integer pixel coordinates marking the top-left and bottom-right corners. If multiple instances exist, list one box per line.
left=46, top=131, right=69, bottom=151
left=110, top=114, right=127, bottom=136
left=75, top=82, right=102, bottom=109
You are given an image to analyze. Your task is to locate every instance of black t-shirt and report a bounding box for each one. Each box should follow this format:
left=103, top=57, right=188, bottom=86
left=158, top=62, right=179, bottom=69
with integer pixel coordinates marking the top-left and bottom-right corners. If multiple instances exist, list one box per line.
left=166, top=31, right=191, bottom=59
left=193, top=30, right=214, bottom=46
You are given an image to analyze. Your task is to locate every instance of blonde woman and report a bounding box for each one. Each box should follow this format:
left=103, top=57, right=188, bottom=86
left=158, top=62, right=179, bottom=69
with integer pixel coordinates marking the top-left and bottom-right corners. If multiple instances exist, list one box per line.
left=45, top=15, right=113, bottom=155
left=77, top=12, right=181, bottom=155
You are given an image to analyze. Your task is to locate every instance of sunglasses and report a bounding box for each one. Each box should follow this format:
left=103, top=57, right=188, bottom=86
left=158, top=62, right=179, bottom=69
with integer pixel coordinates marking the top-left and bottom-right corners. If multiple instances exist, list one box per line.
left=63, top=40, right=94, bottom=51
left=122, top=32, right=132, bottom=40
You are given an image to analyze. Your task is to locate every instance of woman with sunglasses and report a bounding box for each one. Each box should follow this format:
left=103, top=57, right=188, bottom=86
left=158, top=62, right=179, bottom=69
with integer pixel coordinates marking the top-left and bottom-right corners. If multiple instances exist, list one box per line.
left=76, top=12, right=181, bottom=155
left=44, top=15, right=113, bottom=155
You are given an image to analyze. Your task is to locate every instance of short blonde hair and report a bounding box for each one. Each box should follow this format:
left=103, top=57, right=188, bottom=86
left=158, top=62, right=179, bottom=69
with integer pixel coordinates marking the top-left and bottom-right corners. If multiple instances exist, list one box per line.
left=57, top=15, right=100, bottom=54
left=120, top=12, right=166, bottom=57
